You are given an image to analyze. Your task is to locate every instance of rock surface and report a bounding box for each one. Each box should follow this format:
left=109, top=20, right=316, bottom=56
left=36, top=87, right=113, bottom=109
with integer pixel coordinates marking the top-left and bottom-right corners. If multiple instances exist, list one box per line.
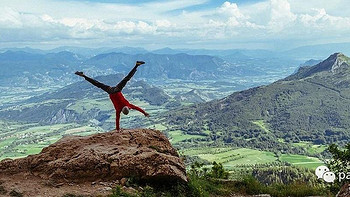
left=0, top=129, right=187, bottom=183
left=337, top=183, right=350, bottom=197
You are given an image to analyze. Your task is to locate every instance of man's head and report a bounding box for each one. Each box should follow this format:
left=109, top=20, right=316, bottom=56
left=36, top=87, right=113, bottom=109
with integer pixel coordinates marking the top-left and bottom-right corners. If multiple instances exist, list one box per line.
left=122, top=106, right=129, bottom=115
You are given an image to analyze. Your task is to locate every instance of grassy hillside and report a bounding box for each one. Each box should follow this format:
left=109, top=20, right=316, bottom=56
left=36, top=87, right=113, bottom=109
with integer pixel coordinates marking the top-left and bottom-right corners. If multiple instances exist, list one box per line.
left=162, top=53, right=350, bottom=155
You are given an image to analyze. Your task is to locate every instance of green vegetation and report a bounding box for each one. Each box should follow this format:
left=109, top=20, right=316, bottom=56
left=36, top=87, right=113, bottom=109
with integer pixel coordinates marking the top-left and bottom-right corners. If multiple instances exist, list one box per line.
left=67, top=98, right=111, bottom=113
left=234, top=176, right=331, bottom=197
left=279, top=154, right=324, bottom=169
left=168, top=130, right=206, bottom=144
left=327, top=143, right=350, bottom=192
left=182, top=147, right=322, bottom=171
left=251, top=165, right=319, bottom=185
left=184, top=161, right=331, bottom=197
left=0, top=122, right=104, bottom=160
left=292, top=141, right=327, bottom=155
left=163, top=54, right=350, bottom=158
left=252, top=120, right=270, bottom=133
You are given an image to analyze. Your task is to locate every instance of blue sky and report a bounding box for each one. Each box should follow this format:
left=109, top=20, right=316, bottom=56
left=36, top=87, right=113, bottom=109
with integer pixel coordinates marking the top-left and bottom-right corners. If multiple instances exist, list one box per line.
left=0, top=0, right=349, bottom=50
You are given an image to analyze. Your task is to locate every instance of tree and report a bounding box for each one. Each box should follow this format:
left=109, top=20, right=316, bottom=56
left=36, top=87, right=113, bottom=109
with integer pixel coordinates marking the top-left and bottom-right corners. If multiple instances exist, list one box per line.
left=327, top=143, right=350, bottom=189
left=210, top=161, right=229, bottom=179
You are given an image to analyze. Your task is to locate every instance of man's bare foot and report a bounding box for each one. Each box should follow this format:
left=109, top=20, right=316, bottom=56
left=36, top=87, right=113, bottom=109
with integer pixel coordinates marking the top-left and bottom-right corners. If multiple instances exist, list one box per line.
left=75, top=71, right=84, bottom=77
left=136, top=61, right=145, bottom=66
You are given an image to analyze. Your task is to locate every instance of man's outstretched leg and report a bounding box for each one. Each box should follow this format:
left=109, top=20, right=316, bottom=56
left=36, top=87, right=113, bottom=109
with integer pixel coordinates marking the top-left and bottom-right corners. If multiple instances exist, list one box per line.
left=111, top=61, right=145, bottom=93
left=75, top=71, right=113, bottom=94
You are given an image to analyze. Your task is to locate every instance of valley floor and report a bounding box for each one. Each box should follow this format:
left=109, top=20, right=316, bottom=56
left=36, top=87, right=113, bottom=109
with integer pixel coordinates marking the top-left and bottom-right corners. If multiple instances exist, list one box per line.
left=0, top=120, right=324, bottom=172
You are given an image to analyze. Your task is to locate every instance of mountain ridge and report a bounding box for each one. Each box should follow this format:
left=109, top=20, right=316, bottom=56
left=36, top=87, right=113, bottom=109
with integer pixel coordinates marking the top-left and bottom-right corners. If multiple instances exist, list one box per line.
left=164, top=53, right=350, bottom=154
left=285, top=53, right=350, bottom=81
left=0, top=50, right=263, bottom=87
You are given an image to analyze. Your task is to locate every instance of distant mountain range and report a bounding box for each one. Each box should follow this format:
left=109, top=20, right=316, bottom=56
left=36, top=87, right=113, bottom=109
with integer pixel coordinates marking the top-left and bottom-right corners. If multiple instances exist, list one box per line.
left=3, top=43, right=349, bottom=88
left=164, top=53, right=350, bottom=154
left=284, top=43, right=350, bottom=60
left=5, top=42, right=350, bottom=59
left=0, top=49, right=268, bottom=87
left=0, top=50, right=84, bottom=87
left=0, top=46, right=148, bottom=57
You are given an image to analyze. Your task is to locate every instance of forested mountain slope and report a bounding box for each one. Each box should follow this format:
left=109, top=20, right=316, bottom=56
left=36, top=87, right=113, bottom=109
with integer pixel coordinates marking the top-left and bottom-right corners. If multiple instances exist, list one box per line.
left=164, top=53, right=350, bottom=152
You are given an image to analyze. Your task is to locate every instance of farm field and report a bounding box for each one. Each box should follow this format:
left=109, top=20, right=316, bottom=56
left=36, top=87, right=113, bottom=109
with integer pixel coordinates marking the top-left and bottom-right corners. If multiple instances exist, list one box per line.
left=0, top=122, right=104, bottom=160
left=279, top=154, right=324, bottom=169
left=181, top=147, right=324, bottom=171
left=168, top=130, right=206, bottom=144
left=292, top=141, right=328, bottom=155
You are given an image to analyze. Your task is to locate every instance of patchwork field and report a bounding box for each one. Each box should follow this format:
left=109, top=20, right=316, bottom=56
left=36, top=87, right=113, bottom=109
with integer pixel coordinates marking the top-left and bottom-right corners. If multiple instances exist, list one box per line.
left=280, top=154, right=324, bottom=169
left=292, top=141, right=327, bottom=155
left=0, top=122, right=104, bottom=160
left=168, top=130, right=206, bottom=144
left=182, top=147, right=324, bottom=171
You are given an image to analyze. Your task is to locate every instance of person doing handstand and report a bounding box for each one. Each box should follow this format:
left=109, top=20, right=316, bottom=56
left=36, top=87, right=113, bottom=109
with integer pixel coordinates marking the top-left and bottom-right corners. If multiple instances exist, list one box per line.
left=75, top=61, right=149, bottom=131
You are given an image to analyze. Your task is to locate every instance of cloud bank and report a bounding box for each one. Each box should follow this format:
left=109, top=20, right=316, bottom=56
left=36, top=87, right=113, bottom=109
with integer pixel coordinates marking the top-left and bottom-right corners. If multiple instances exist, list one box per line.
left=0, top=0, right=349, bottom=49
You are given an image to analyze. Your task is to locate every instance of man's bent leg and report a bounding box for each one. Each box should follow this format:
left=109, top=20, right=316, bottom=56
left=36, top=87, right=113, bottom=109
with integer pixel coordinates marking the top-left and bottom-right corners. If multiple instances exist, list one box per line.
left=84, top=75, right=112, bottom=94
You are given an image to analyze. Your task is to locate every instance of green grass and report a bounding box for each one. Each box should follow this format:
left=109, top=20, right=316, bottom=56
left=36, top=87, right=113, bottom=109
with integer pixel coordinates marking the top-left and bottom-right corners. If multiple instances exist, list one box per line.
left=0, top=123, right=104, bottom=160
left=1, top=99, right=71, bottom=111
left=251, top=120, right=270, bottom=133
left=67, top=98, right=112, bottom=113
left=15, top=144, right=46, bottom=155
left=152, top=124, right=167, bottom=131
left=280, top=154, right=324, bottom=169
left=64, top=126, right=93, bottom=134
left=0, top=137, right=17, bottom=148
left=168, top=130, right=206, bottom=144
left=183, top=147, right=277, bottom=170
left=292, top=141, right=327, bottom=155
left=183, top=147, right=323, bottom=171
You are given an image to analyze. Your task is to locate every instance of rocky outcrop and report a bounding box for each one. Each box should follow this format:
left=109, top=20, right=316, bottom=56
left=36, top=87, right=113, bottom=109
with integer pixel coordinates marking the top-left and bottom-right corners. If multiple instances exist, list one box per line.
left=337, top=183, right=350, bottom=197
left=0, top=129, right=187, bottom=183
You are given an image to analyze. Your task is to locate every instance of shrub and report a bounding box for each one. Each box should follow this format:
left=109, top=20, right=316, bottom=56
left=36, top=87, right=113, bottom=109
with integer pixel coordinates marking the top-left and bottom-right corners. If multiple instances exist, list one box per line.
left=210, top=161, right=229, bottom=179
left=327, top=143, right=350, bottom=193
left=109, top=185, right=137, bottom=197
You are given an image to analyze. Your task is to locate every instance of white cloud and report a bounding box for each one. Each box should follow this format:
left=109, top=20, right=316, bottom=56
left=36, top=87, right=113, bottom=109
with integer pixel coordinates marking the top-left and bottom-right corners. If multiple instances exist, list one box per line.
left=268, top=0, right=296, bottom=32
left=218, top=2, right=246, bottom=19
left=299, top=8, right=350, bottom=29
left=0, top=0, right=350, bottom=49
left=155, top=20, right=171, bottom=27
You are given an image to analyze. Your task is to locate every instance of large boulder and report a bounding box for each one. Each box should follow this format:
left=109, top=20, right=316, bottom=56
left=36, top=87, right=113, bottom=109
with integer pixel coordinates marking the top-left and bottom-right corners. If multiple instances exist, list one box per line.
left=337, top=183, right=350, bottom=197
left=0, top=129, right=187, bottom=183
